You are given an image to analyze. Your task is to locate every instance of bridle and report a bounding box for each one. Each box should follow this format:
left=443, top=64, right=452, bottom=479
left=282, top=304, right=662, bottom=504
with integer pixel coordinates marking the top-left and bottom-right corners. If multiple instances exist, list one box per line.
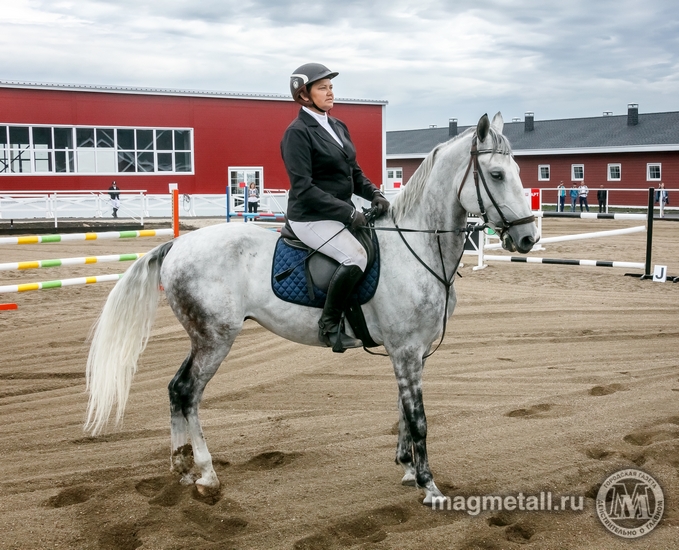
left=458, top=133, right=535, bottom=241
left=362, top=131, right=535, bottom=358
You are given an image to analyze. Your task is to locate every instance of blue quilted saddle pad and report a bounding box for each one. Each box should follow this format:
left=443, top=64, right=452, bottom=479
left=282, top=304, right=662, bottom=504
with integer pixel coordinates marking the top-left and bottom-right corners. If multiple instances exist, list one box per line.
left=271, top=233, right=380, bottom=308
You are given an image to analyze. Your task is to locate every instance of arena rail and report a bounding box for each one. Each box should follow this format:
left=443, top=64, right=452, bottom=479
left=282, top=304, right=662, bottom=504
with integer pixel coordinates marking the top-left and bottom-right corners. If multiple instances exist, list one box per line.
left=472, top=188, right=677, bottom=280
left=0, top=188, right=180, bottom=301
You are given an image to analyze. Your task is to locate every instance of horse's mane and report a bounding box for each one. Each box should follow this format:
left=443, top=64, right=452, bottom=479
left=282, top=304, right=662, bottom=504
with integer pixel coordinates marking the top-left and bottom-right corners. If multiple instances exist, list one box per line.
left=390, top=126, right=512, bottom=223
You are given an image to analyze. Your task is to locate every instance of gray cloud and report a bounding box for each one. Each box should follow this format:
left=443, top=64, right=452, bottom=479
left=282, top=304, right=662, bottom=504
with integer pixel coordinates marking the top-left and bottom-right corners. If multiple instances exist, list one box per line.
left=2, top=0, right=678, bottom=129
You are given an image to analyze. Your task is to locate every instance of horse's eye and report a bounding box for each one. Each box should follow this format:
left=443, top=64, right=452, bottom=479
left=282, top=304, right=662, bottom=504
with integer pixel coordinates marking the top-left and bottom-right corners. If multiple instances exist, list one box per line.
left=491, top=171, right=504, bottom=181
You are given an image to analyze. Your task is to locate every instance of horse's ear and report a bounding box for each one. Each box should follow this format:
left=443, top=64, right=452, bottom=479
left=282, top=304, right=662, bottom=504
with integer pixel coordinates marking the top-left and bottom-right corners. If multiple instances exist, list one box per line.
left=477, top=114, right=490, bottom=142
left=491, top=112, right=504, bottom=134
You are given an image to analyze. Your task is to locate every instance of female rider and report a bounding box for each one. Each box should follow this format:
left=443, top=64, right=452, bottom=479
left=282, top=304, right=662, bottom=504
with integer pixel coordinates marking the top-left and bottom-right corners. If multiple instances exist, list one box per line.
left=281, top=63, right=389, bottom=352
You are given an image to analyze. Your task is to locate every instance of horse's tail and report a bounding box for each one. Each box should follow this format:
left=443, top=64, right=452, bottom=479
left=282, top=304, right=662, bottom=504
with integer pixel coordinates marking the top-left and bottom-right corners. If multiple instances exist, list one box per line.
left=85, top=241, right=174, bottom=435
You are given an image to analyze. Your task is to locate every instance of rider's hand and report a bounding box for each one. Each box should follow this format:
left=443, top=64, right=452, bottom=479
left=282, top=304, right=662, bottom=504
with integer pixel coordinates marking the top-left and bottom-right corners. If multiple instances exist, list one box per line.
left=349, top=209, right=367, bottom=230
left=371, top=193, right=390, bottom=216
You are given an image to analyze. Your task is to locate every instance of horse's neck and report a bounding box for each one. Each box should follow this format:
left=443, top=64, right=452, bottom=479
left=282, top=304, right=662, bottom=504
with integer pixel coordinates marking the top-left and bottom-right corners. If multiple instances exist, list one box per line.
left=396, top=140, right=469, bottom=233
left=387, top=140, right=469, bottom=270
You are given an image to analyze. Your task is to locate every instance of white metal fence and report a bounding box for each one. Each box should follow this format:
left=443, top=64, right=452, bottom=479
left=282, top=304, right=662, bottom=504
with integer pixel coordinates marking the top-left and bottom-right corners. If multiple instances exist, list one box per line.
left=0, top=187, right=402, bottom=226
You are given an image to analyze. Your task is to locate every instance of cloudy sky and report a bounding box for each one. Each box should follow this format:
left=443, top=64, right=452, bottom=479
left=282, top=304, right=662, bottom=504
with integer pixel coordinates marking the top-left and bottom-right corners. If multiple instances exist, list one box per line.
left=2, top=0, right=679, bottom=130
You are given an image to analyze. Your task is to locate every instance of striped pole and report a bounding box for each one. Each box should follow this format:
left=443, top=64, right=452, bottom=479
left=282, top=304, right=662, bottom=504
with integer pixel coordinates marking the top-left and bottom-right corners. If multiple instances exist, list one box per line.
left=0, top=253, right=144, bottom=272
left=536, top=212, right=647, bottom=221
left=0, top=273, right=123, bottom=294
left=0, top=303, right=18, bottom=310
left=484, top=255, right=644, bottom=270
left=485, top=225, right=646, bottom=250
left=0, top=228, right=174, bottom=246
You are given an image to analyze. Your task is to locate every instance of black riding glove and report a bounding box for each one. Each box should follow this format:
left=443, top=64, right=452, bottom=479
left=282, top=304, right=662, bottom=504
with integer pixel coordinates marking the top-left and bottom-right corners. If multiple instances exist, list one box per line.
left=371, top=193, right=390, bottom=217
left=349, top=209, right=367, bottom=230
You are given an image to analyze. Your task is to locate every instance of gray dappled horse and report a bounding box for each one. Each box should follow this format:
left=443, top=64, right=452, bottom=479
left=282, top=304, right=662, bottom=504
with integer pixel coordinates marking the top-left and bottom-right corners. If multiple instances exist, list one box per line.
left=86, top=113, right=538, bottom=505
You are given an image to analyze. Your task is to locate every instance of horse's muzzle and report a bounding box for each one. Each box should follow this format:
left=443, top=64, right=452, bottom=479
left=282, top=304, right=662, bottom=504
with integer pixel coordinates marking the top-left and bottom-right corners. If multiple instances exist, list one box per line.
left=502, top=231, right=539, bottom=254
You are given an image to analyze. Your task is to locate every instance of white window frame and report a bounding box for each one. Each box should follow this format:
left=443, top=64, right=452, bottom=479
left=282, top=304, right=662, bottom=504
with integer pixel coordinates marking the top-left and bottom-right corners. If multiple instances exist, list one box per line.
left=607, top=163, right=621, bottom=181
left=571, top=164, right=584, bottom=181
left=0, top=123, right=194, bottom=175
left=647, top=163, right=661, bottom=181
left=538, top=164, right=550, bottom=181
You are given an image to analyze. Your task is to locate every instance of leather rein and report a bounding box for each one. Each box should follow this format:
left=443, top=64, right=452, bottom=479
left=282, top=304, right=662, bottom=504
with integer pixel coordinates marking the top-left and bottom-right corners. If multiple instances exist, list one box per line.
left=363, top=132, right=535, bottom=359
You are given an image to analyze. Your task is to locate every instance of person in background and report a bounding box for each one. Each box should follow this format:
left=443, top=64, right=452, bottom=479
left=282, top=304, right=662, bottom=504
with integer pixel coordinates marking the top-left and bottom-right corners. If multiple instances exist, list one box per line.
left=655, top=182, right=669, bottom=205
left=557, top=181, right=566, bottom=212
left=108, top=181, right=120, bottom=218
left=597, top=185, right=608, bottom=213
left=569, top=183, right=579, bottom=212
left=578, top=180, right=590, bottom=212
left=247, top=182, right=259, bottom=215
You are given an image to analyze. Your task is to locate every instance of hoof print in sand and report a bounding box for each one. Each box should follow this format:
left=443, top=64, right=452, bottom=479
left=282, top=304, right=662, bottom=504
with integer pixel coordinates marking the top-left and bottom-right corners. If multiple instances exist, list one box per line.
left=43, top=485, right=96, bottom=508
left=623, top=418, right=679, bottom=447
left=181, top=506, right=247, bottom=542
left=589, top=383, right=627, bottom=396
left=294, top=505, right=410, bottom=549
left=98, top=522, right=142, bottom=550
left=504, top=522, right=535, bottom=544
left=584, top=448, right=614, bottom=460
left=242, top=450, right=300, bottom=471
left=505, top=404, right=552, bottom=418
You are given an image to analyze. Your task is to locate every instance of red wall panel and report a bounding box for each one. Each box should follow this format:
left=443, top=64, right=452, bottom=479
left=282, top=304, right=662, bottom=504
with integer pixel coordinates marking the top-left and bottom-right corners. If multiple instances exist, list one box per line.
left=0, top=88, right=384, bottom=195
left=517, top=152, right=679, bottom=206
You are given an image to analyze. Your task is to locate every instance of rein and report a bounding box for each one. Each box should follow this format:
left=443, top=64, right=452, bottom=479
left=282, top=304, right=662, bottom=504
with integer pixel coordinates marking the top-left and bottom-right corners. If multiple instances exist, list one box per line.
left=363, top=131, right=534, bottom=359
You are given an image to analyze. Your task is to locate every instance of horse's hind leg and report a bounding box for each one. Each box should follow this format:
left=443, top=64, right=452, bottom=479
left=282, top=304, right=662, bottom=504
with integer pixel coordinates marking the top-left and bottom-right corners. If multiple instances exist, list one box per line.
left=168, top=331, right=239, bottom=494
left=395, top=397, right=416, bottom=486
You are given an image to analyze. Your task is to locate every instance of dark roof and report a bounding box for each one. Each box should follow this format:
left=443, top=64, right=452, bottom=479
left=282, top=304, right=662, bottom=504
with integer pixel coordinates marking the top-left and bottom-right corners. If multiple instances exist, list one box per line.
left=387, top=111, right=679, bottom=157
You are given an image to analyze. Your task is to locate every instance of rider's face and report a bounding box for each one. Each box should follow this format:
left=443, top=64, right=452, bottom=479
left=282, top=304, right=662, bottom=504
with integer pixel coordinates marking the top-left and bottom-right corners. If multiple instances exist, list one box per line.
left=306, top=79, right=334, bottom=113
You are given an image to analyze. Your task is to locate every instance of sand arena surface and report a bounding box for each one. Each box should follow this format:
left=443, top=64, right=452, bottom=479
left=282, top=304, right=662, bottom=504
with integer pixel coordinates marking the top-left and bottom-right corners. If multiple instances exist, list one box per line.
left=0, top=218, right=678, bottom=549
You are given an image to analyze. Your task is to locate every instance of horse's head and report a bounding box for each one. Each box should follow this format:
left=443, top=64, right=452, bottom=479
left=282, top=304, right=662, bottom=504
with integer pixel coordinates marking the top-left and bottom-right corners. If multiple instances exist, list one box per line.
left=458, top=113, right=539, bottom=254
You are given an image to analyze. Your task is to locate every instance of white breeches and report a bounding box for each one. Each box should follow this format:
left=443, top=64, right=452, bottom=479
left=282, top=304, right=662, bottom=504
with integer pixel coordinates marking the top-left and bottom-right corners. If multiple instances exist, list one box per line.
left=288, top=219, right=367, bottom=271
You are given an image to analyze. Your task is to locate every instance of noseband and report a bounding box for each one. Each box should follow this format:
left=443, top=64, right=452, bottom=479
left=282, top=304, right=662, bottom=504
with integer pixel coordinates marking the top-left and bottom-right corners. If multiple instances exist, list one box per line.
left=457, top=134, right=535, bottom=237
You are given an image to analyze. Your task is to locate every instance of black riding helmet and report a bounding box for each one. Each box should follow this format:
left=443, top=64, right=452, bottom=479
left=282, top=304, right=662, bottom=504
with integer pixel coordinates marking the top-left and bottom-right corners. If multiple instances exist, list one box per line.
left=290, top=63, right=338, bottom=110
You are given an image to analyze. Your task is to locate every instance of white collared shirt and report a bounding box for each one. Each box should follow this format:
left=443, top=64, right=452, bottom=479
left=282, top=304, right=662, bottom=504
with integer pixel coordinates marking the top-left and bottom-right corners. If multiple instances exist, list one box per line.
left=303, top=106, right=343, bottom=147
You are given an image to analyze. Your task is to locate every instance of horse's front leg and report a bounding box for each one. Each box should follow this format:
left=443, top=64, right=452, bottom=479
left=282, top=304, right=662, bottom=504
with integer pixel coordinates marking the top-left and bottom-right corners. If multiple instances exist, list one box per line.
left=395, top=397, right=416, bottom=486
left=392, top=350, right=443, bottom=505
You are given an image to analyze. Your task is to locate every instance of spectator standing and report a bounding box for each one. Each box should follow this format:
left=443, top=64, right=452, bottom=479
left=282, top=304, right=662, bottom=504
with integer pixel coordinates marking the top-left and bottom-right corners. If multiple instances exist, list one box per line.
left=108, top=181, right=120, bottom=218
left=569, top=183, right=578, bottom=212
left=557, top=182, right=566, bottom=212
left=578, top=180, right=590, bottom=212
left=597, top=185, right=608, bottom=213
left=247, top=182, right=259, bottom=215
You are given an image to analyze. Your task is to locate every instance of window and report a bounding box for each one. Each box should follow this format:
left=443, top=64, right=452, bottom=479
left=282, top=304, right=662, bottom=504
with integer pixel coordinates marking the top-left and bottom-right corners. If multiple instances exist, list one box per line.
left=647, top=163, right=661, bottom=181
left=538, top=165, right=550, bottom=181
left=0, top=124, right=194, bottom=175
left=607, top=163, right=621, bottom=181
left=571, top=164, right=584, bottom=181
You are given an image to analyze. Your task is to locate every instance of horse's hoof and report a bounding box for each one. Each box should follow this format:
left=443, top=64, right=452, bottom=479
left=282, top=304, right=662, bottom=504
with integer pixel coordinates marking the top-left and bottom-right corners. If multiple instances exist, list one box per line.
left=421, top=481, right=444, bottom=506
left=401, top=472, right=417, bottom=486
left=195, top=482, right=220, bottom=497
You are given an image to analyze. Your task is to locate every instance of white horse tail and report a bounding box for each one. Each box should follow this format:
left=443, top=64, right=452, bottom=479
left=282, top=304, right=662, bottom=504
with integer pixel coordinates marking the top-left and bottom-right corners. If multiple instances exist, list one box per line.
left=85, top=241, right=174, bottom=435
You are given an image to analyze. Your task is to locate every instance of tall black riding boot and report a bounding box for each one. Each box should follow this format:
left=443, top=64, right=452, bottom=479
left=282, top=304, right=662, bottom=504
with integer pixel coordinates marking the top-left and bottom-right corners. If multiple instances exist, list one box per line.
left=318, top=264, right=364, bottom=352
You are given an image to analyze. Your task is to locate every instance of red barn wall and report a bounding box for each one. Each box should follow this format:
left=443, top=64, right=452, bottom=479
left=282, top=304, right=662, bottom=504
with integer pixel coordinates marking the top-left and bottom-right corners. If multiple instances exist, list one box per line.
left=516, top=152, right=679, bottom=206
left=0, top=87, right=384, bottom=195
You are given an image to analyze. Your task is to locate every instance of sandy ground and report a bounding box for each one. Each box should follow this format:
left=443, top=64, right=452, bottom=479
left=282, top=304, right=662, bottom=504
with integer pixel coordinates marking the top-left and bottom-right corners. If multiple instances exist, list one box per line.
left=0, top=218, right=678, bottom=550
